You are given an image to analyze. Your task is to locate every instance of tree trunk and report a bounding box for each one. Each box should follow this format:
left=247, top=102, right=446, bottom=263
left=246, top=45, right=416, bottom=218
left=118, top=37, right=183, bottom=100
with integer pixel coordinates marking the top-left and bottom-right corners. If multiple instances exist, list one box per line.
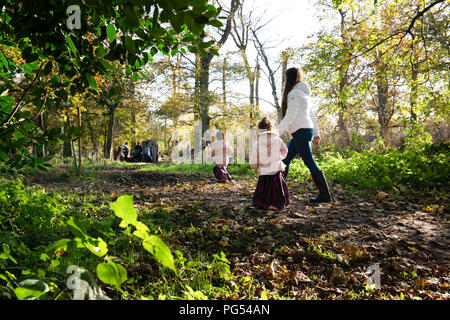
left=198, top=55, right=212, bottom=136
left=255, top=61, right=260, bottom=108
left=337, top=110, right=351, bottom=146
left=105, top=103, right=117, bottom=160
left=131, top=106, right=136, bottom=148
left=222, top=57, right=227, bottom=106
left=87, top=120, right=99, bottom=162
left=63, top=117, right=72, bottom=158
left=193, top=0, right=240, bottom=135
left=34, top=112, right=46, bottom=158
left=281, top=59, right=288, bottom=97
left=129, top=79, right=136, bottom=149
left=375, top=60, right=390, bottom=144
left=410, top=61, right=419, bottom=122
left=238, top=49, right=255, bottom=106
left=249, top=78, right=255, bottom=106
left=336, top=10, right=352, bottom=146
left=77, top=105, right=82, bottom=171
left=103, top=117, right=108, bottom=157
left=337, top=73, right=351, bottom=146
left=65, top=105, right=79, bottom=174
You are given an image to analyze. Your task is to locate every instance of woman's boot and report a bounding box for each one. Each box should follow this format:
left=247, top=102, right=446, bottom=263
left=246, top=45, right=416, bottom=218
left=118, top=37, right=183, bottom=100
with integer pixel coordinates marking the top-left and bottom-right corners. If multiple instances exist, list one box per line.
left=310, top=170, right=331, bottom=203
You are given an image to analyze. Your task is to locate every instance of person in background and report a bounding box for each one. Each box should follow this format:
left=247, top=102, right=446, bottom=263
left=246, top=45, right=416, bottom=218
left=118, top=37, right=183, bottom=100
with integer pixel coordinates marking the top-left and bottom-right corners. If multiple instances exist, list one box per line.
left=143, top=144, right=152, bottom=163
left=210, top=130, right=233, bottom=183
left=120, top=142, right=129, bottom=161
left=134, top=142, right=143, bottom=163
left=150, top=139, right=159, bottom=163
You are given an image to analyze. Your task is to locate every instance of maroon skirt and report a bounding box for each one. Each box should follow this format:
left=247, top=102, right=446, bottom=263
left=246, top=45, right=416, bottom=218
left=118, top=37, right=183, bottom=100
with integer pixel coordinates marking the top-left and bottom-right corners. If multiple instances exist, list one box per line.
left=213, top=165, right=232, bottom=182
left=253, top=171, right=290, bottom=210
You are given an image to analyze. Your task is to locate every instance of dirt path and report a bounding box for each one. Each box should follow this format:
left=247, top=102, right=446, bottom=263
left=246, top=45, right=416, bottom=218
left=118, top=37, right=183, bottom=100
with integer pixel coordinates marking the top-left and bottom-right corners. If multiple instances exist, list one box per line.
left=28, top=167, right=449, bottom=299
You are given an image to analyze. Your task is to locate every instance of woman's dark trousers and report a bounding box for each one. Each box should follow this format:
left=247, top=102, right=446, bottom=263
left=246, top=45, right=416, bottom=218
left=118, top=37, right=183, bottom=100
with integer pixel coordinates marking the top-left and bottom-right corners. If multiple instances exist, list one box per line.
left=282, top=128, right=331, bottom=203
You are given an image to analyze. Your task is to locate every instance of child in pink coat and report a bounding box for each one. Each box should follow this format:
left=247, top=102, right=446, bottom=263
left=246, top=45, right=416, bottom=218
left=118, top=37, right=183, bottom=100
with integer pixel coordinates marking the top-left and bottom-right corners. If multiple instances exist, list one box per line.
left=250, top=117, right=290, bottom=210
left=210, top=130, right=233, bottom=183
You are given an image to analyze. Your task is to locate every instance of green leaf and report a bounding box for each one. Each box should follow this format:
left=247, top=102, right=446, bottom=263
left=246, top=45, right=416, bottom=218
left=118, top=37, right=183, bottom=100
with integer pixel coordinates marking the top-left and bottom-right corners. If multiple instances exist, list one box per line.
left=22, top=63, right=40, bottom=74
left=19, top=279, right=49, bottom=293
left=199, top=47, right=207, bottom=58
left=187, top=45, right=198, bottom=54
left=143, top=235, right=175, bottom=272
left=95, top=46, right=108, bottom=57
left=132, top=71, right=139, bottom=82
left=125, top=6, right=140, bottom=28
left=209, top=48, right=219, bottom=56
left=109, top=195, right=138, bottom=227
left=184, top=15, right=197, bottom=32
left=0, top=53, right=8, bottom=69
left=14, top=287, right=46, bottom=300
left=106, top=24, right=116, bottom=43
left=15, top=278, right=49, bottom=300
left=208, top=19, right=223, bottom=28
left=199, top=40, right=215, bottom=48
left=96, top=261, right=127, bottom=288
left=86, top=73, right=98, bottom=90
left=124, top=35, right=136, bottom=54
left=67, top=217, right=88, bottom=239
left=64, top=32, right=78, bottom=56
left=0, top=150, right=8, bottom=162
left=125, top=65, right=132, bottom=76
left=42, top=61, right=53, bottom=76
left=132, top=220, right=150, bottom=239
left=185, top=14, right=203, bottom=35
left=66, top=217, right=107, bottom=257
left=206, top=4, right=218, bottom=13
left=85, top=237, right=108, bottom=257
left=100, top=60, right=115, bottom=71
left=45, top=238, right=72, bottom=253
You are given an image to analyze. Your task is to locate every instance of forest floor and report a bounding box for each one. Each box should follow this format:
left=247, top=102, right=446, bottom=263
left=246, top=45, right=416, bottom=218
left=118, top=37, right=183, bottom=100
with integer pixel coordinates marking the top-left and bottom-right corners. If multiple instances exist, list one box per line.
left=27, top=164, right=449, bottom=300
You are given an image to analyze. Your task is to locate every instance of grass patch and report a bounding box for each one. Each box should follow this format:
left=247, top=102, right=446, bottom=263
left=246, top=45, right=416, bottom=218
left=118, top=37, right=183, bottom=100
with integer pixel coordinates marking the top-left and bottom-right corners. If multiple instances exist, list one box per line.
left=138, top=163, right=257, bottom=178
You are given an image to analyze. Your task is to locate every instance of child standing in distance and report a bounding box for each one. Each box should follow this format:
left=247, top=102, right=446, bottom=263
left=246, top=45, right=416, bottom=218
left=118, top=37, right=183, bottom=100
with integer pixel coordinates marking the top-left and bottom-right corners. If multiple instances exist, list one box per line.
left=250, top=117, right=290, bottom=210
left=210, top=130, right=233, bottom=183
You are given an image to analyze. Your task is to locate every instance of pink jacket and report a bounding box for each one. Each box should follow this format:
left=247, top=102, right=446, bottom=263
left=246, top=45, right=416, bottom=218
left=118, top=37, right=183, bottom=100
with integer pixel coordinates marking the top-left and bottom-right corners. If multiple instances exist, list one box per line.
left=210, top=140, right=233, bottom=167
left=250, top=131, right=288, bottom=176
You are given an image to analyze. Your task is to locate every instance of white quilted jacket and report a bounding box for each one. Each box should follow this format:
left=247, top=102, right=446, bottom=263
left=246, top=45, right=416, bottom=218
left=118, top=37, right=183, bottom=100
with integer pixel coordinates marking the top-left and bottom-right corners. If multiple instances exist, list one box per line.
left=277, top=81, right=319, bottom=137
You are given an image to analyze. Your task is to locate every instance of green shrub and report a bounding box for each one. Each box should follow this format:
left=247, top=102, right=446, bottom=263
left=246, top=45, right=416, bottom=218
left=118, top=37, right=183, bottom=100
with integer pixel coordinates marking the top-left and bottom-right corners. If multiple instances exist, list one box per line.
left=0, top=177, right=66, bottom=244
left=289, top=141, right=449, bottom=191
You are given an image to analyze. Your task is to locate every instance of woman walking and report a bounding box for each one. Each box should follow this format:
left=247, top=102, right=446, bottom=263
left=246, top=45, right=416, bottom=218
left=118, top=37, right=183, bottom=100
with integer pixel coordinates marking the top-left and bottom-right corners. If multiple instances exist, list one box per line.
left=278, top=67, right=331, bottom=203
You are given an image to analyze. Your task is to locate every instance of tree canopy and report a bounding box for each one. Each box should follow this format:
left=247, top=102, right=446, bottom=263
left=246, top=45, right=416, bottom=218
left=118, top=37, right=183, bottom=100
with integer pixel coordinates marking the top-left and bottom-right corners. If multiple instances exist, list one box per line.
left=0, top=0, right=223, bottom=171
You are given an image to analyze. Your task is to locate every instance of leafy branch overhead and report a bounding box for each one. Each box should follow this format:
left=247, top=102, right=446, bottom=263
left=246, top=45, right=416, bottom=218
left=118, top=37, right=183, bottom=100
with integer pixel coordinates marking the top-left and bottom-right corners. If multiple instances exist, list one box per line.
left=0, top=0, right=223, bottom=172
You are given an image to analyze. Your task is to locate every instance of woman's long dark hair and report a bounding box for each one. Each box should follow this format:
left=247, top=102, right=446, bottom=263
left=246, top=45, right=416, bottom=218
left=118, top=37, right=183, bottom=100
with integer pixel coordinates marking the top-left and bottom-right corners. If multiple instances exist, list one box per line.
left=281, top=67, right=304, bottom=118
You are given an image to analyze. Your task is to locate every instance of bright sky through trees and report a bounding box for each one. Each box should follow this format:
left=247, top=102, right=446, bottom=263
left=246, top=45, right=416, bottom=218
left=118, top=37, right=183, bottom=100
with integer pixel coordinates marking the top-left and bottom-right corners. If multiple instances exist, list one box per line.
left=222, top=0, right=326, bottom=113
